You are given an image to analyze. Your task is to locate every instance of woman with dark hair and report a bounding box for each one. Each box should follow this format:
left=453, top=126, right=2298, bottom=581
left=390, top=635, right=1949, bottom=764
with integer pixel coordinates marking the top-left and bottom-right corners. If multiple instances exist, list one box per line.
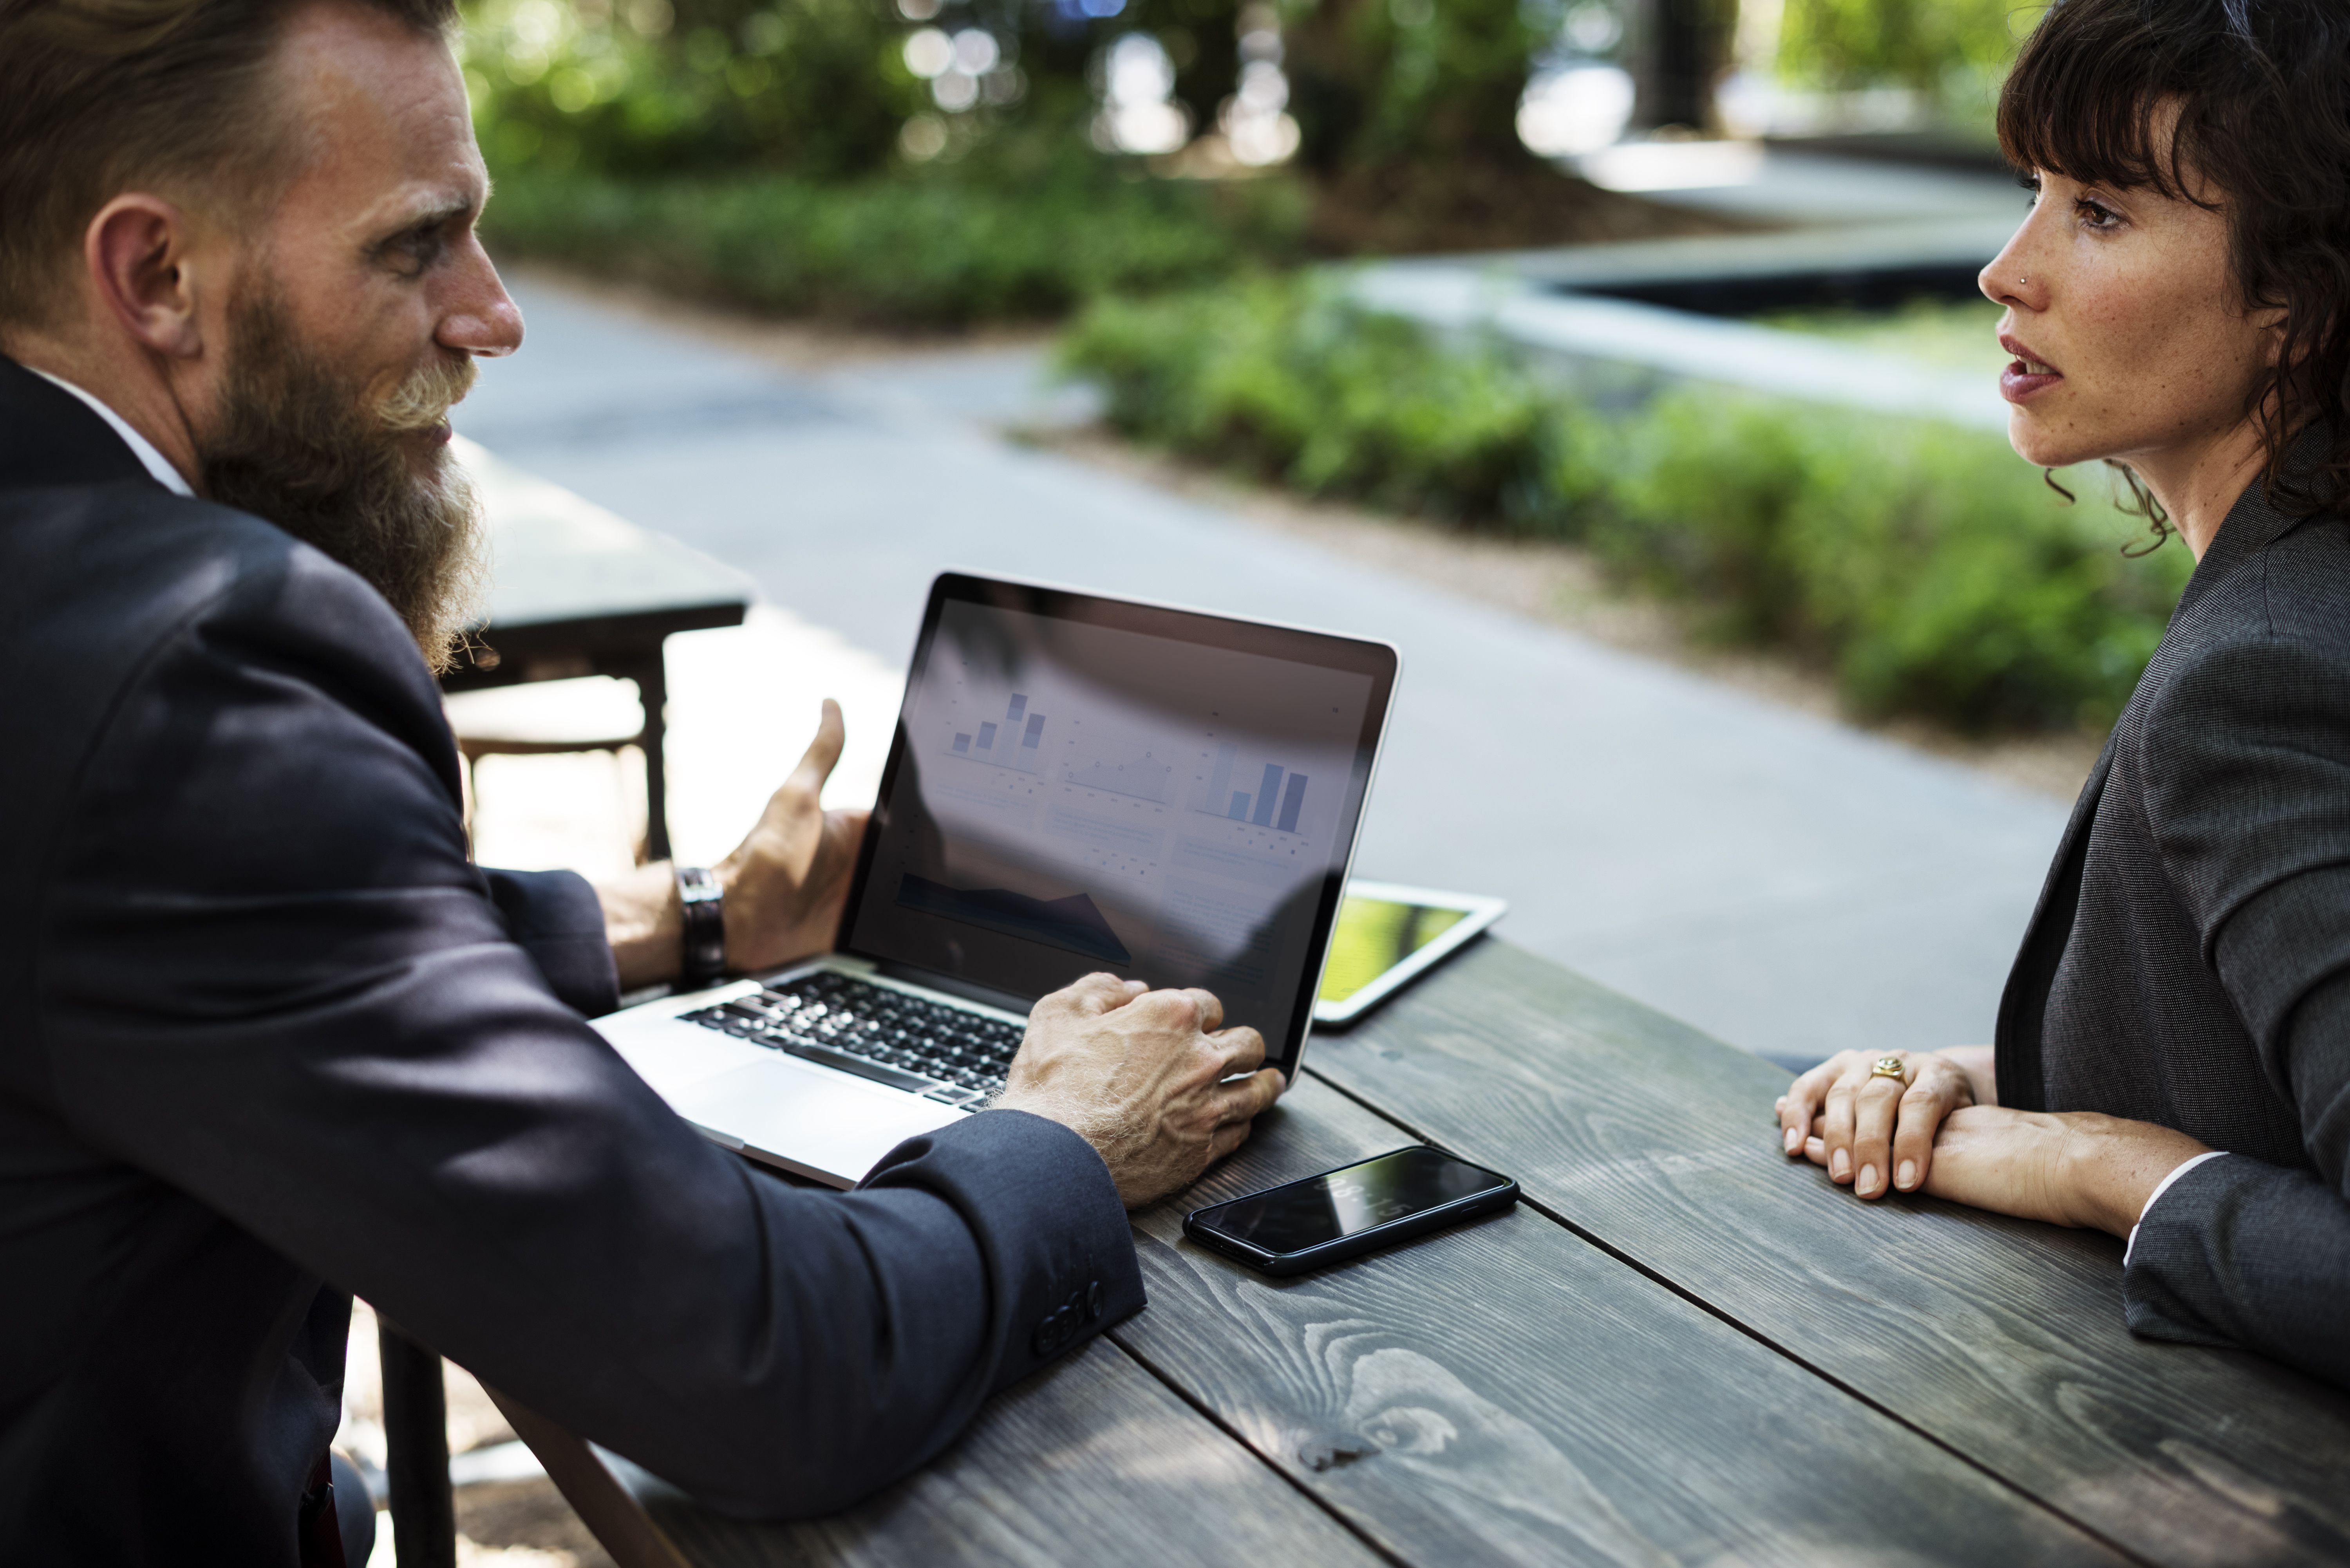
left=1774, top=0, right=2350, bottom=1390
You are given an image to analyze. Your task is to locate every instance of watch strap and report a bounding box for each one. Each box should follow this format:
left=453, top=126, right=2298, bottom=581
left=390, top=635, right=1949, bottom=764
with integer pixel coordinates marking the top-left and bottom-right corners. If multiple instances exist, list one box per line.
left=676, top=865, right=727, bottom=990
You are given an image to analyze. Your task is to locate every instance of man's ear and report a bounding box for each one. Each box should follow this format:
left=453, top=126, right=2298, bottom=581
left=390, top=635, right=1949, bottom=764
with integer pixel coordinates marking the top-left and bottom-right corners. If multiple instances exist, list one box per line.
left=84, top=195, right=208, bottom=360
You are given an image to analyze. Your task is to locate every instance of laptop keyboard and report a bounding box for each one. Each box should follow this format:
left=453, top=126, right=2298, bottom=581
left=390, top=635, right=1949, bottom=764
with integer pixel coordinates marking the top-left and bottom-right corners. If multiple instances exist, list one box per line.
left=681, top=971, right=1024, bottom=1110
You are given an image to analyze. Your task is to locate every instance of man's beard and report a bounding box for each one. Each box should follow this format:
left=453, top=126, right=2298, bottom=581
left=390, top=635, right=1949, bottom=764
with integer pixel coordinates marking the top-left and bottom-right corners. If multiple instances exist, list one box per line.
left=198, top=288, right=486, bottom=674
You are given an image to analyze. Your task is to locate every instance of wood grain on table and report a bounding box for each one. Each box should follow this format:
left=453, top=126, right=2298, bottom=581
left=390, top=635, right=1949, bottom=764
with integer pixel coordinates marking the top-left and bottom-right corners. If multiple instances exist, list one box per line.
left=1305, top=939, right=2350, bottom=1568
left=603, top=1331, right=1386, bottom=1568
left=1117, top=1074, right=2127, bottom=1568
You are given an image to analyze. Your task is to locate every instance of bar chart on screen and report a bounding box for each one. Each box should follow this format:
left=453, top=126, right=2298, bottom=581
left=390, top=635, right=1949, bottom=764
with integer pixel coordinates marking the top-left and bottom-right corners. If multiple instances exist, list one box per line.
left=1189, top=742, right=1312, bottom=838
left=936, top=684, right=1327, bottom=863
left=945, top=690, right=1050, bottom=776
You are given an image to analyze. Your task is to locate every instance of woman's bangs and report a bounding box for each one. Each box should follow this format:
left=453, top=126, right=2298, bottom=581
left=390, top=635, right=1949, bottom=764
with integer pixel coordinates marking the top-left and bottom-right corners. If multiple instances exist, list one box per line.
left=1998, top=14, right=2188, bottom=197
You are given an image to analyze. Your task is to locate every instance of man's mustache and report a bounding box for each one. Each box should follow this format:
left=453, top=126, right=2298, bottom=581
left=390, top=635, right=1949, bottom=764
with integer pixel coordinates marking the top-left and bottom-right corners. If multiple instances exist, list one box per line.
left=377, top=354, right=477, bottom=434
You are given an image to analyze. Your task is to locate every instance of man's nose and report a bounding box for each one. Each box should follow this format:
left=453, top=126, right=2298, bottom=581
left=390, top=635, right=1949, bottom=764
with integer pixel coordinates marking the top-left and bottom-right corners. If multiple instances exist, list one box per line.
left=437, top=244, right=524, bottom=359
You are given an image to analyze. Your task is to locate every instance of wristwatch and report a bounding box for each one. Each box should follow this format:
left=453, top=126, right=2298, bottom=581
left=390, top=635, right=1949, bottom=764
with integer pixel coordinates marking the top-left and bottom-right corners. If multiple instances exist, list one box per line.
left=676, top=865, right=727, bottom=990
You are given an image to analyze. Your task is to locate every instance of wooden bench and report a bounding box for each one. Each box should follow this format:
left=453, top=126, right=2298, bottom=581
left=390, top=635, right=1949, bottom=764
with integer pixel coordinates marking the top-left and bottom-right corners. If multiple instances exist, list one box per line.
left=436, top=439, right=752, bottom=862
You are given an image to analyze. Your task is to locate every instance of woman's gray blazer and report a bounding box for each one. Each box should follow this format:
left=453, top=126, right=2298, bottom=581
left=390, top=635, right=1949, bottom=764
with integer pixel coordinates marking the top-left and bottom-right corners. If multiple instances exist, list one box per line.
left=1997, top=464, right=2350, bottom=1391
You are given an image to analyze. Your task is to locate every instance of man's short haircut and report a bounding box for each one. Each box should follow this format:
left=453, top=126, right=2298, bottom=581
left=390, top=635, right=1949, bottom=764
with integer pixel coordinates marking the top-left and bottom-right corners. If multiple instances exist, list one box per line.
left=0, top=0, right=458, bottom=329
left=2001, top=0, right=2350, bottom=518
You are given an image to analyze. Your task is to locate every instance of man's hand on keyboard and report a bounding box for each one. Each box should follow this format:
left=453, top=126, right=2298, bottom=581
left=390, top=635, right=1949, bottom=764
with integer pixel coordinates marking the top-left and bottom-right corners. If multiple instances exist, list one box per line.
left=994, top=973, right=1286, bottom=1208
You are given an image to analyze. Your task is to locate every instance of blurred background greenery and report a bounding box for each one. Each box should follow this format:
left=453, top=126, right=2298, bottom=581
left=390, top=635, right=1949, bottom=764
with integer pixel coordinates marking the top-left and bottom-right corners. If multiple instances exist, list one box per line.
left=1061, top=280, right=2186, bottom=733
left=460, top=0, right=2024, bottom=316
left=458, top=0, right=2189, bottom=742
left=1773, top=0, right=2014, bottom=108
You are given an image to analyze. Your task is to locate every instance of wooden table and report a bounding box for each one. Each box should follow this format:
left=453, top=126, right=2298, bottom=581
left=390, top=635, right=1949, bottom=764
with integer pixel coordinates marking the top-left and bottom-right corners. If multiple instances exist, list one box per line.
left=437, top=439, right=753, bottom=862
left=506, top=939, right=2350, bottom=1568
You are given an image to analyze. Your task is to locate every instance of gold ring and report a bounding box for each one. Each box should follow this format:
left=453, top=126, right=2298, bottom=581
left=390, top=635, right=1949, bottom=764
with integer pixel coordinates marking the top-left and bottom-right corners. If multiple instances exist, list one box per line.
left=1870, top=1055, right=1907, bottom=1081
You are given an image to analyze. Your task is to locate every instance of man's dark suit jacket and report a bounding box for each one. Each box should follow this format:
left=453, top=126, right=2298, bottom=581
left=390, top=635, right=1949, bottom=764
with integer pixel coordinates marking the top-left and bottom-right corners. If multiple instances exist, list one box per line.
left=0, top=357, right=1143, bottom=1563
left=1997, top=460, right=2350, bottom=1390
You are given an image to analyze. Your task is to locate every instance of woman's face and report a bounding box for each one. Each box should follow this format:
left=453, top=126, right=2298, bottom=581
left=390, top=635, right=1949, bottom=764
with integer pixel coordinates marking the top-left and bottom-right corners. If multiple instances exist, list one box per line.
left=1979, top=153, right=2276, bottom=473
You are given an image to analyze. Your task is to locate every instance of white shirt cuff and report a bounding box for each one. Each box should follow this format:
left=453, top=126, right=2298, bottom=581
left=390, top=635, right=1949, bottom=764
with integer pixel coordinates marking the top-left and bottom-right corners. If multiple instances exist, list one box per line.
left=2122, top=1149, right=2228, bottom=1266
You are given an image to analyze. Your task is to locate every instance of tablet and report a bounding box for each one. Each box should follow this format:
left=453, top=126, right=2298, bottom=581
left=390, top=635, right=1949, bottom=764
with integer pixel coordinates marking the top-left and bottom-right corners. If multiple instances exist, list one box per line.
left=1312, top=880, right=1508, bottom=1026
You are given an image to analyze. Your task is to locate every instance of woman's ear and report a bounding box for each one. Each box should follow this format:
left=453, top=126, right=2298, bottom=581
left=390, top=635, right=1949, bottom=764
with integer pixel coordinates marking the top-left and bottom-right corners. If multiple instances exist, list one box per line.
left=83, top=195, right=207, bottom=361
left=2260, top=304, right=2292, bottom=368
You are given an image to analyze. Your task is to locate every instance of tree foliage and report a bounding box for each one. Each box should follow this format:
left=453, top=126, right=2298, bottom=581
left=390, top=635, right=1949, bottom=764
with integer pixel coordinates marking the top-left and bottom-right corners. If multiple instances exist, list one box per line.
left=1774, top=0, right=2028, bottom=94
left=460, top=0, right=1569, bottom=184
left=1283, top=0, right=1547, bottom=175
left=463, top=0, right=924, bottom=178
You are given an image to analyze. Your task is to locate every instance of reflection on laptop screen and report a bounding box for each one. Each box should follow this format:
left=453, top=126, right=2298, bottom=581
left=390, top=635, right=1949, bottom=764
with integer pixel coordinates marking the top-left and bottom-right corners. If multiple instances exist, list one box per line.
left=843, top=579, right=1392, bottom=1067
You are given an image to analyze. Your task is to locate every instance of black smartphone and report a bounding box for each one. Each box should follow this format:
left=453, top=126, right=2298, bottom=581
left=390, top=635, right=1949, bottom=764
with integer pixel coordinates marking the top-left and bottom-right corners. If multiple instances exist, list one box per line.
left=1183, top=1146, right=1518, bottom=1276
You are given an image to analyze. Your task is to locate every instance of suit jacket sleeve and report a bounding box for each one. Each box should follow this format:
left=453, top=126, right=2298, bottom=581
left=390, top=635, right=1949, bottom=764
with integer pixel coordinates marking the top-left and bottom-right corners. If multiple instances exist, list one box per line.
left=33, top=542, right=1143, bottom=1518
left=478, top=867, right=620, bottom=1019
left=2126, top=631, right=2350, bottom=1386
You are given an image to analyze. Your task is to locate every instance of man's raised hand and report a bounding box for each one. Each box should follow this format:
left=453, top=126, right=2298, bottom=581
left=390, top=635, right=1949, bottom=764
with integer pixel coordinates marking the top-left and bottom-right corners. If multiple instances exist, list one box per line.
left=592, top=699, right=866, bottom=991
left=716, top=698, right=869, bottom=974
left=995, top=973, right=1286, bottom=1208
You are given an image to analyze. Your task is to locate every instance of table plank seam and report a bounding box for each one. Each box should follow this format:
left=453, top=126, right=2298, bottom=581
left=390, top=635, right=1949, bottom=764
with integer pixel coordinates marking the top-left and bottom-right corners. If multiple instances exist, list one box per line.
left=1101, top=1331, right=1415, bottom=1568
left=1298, top=1064, right=2167, bottom=1568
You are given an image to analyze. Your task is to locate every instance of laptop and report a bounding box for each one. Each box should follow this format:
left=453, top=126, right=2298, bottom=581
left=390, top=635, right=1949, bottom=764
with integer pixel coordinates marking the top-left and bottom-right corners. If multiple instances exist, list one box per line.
left=594, top=571, right=1400, bottom=1187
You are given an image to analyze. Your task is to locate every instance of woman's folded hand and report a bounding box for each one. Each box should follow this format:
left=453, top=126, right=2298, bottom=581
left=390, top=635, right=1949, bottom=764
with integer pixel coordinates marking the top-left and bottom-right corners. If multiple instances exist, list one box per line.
left=1775, top=1047, right=1992, bottom=1200
left=1774, top=1050, right=2212, bottom=1235
left=1923, top=1106, right=2212, bottom=1237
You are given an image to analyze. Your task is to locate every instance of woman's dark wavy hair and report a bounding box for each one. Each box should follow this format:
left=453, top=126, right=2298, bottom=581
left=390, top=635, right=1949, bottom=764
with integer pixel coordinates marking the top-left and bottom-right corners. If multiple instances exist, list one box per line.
left=2001, top=0, right=2350, bottom=526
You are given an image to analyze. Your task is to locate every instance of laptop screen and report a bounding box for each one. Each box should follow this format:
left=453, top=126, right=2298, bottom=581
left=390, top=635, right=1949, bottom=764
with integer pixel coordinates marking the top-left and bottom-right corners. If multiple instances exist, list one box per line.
left=838, top=574, right=1397, bottom=1075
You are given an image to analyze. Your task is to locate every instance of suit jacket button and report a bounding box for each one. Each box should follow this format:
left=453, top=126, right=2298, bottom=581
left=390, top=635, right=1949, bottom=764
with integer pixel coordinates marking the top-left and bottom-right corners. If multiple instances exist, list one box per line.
left=1085, top=1280, right=1103, bottom=1321
left=1032, top=1304, right=1076, bottom=1357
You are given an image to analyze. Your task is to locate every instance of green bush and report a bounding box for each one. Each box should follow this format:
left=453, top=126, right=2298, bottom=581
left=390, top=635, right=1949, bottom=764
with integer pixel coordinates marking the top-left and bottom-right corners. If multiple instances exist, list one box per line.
left=1064, top=278, right=1566, bottom=522
left=479, top=158, right=1308, bottom=326
left=1060, top=278, right=2193, bottom=731
left=1598, top=390, right=2187, bottom=726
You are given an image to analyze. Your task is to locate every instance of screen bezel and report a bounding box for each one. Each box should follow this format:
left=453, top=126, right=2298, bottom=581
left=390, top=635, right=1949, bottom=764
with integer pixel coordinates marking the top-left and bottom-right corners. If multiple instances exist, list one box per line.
left=833, top=570, right=1401, bottom=1080
left=1184, top=1145, right=1517, bottom=1263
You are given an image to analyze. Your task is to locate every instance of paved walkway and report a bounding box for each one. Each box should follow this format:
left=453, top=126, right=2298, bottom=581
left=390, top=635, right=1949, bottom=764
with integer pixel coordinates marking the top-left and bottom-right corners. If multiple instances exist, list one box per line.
left=1572, top=143, right=2020, bottom=226
left=457, top=278, right=2072, bottom=1071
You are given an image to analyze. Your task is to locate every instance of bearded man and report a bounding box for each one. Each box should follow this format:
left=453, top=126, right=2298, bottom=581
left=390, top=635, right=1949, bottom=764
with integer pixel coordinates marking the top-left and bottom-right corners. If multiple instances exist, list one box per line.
left=0, top=2, right=1284, bottom=1562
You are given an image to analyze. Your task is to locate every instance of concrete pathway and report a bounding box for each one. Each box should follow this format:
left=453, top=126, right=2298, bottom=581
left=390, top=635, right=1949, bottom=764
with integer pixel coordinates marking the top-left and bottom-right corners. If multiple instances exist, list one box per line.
left=1357, top=144, right=2028, bottom=426
left=457, top=278, right=2072, bottom=1071
left=1351, top=262, right=2011, bottom=430
left=1572, top=143, right=2020, bottom=226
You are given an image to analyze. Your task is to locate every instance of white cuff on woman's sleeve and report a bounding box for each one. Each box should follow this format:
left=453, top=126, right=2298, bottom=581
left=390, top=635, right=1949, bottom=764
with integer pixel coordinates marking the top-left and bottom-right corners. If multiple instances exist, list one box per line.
left=2123, top=1149, right=2229, bottom=1265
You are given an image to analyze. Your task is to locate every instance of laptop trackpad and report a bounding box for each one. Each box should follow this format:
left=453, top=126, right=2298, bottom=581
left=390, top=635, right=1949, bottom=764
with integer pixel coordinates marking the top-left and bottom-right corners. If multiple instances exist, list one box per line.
left=667, top=1058, right=965, bottom=1187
